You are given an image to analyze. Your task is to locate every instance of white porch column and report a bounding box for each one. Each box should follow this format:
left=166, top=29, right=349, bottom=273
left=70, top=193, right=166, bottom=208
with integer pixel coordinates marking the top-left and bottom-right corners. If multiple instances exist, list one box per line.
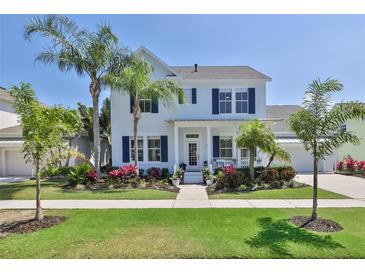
left=207, top=126, right=212, bottom=171
left=174, top=125, right=179, bottom=172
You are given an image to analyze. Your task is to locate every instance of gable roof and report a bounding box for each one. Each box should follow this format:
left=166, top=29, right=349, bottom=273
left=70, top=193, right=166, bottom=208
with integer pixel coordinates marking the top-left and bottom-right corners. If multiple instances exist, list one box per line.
left=135, top=46, right=178, bottom=77
left=266, top=105, right=301, bottom=132
left=0, top=86, right=13, bottom=103
left=135, top=46, right=271, bottom=81
left=171, top=66, right=271, bottom=81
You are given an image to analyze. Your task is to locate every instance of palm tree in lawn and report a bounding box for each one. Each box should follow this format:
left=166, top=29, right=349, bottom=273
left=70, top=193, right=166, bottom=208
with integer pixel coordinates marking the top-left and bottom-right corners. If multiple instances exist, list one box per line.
left=290, top=78, right=365, bottom=221
left=235, top=119, right=277, bottom=180
left=24, top=15, right=129, bottom=173
left=107, top=55, right=185, bottom=166
left=100, top=97, right=112, bottom=165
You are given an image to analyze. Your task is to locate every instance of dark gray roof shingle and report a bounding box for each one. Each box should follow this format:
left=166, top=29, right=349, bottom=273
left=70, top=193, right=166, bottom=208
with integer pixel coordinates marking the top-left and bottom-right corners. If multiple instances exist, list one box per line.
left=170, top=66, right=271, bottom=80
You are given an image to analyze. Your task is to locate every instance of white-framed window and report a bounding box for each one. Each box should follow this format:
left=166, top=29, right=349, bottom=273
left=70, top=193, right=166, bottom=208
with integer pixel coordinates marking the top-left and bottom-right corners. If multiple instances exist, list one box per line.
left=183, top=89, right=192, bottom=104
left=240, top=148, right=257, bottom=158
left=236, top=89, right=249, bottom=113
left=130, top=137, right=144, bottom=162
left=220, top=136, right=233, bottom=158
left=139, top=97, right=151, bottom=113
left=148, top=136, right=161, bottom=162
left=186, top=133, right=199, bottom=139
left=219, top=89, right=232, bottom=113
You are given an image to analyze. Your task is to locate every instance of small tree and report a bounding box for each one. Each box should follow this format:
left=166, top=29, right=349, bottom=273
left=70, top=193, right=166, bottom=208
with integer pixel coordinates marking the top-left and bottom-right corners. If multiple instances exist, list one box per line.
left=107, top=55, right=184, bottom=166
left=235, top=119, right=278, bottom=180
left=290, top=78, right=365, bottom=221
left=11, top=83, right=82, bottom=221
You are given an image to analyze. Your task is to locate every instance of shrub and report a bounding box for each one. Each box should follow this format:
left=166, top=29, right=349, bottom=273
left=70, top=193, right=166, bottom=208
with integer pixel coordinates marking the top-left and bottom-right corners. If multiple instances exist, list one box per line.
left=86, top=169, right=99, bottom=184
left=270, top=180, right=285, bottom=189
left=68, top=162, right=93, bottom=186
left=223, top=164, right=236, bottom=175
left=147, top=167, right=162, bottom=181
left=336, top=161, right=345, bottom=171
left=357, top=161, right=365, bottom=171
left=280, top=168, right=296, bottom=181
left=161, top=168, right=170, bottom=178
left=260, top=168, right=280, bottom=183
left=107, top=169, right=121, bottom=180
left=214, top=169, right=247, bottom=190
left=41, top=166, right=74, bottom=178
left=139, top=168, right=145, bottom=177
left=345, top=156, right=357, bottom=172
left=120, top=164, right=138, bottom=178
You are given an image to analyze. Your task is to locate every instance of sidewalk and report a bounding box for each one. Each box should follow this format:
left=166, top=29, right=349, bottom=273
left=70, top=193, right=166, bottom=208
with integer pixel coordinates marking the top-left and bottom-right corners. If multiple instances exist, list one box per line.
left=1, top=198, right=364, bottom=209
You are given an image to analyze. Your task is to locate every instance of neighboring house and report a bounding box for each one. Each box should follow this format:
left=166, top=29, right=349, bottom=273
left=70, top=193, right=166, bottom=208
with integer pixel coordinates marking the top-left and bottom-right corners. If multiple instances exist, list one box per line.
left=337, top=117, right=365, bottom=161
left=111, top=46, right=335, bottom=173
left=0, top=86, right=109, bottom=176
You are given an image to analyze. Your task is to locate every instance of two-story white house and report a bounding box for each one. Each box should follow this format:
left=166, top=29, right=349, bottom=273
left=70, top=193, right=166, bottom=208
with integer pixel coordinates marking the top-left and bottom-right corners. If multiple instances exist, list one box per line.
left=111, top=46, right=335, bottom=174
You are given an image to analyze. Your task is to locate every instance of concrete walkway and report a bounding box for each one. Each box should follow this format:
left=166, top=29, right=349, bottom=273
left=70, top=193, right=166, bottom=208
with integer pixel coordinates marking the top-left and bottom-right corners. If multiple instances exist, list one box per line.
left=0, top=177, right=30, bottom=184
left=1, top=198, right=365, bottom=209
left=297, top=173, right=365, bottom=199
left=175, top=184, right=210, bottom=207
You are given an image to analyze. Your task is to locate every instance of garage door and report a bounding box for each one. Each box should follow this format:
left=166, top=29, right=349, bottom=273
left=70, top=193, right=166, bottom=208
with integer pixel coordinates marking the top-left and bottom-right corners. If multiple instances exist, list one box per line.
left=282, top=145, right=315, bottom=172
left=5, top=150, right=33, bottom=176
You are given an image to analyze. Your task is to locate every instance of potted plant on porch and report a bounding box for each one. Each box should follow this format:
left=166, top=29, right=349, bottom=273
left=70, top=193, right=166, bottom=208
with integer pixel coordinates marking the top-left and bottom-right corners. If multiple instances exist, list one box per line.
left=171, top=167, right=184, bottom=187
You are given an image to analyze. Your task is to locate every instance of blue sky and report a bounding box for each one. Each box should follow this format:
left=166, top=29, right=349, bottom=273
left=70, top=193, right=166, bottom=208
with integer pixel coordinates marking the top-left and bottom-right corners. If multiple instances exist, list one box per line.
left=1, top=15, right=364, bottom=108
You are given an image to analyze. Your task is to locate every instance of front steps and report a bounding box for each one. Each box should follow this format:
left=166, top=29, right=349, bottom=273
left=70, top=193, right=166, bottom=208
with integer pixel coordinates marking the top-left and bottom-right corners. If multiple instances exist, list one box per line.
left=184, top=171, right=203, bottom=184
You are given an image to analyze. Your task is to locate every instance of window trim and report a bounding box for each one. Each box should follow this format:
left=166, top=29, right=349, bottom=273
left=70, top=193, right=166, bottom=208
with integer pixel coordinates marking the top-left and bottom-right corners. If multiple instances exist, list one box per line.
left=130, top=137, right=144, bottom=162
left=147, top=136, right=161, bottom=162
left=139, top=97, right=152, bottom=113
left=182, top=88, right=193, bottom=105
left=218, top=89, right=232, bottom=114
left=235, top=89, right=249, bottom=114
left=219, top=136, right=233, bottom=158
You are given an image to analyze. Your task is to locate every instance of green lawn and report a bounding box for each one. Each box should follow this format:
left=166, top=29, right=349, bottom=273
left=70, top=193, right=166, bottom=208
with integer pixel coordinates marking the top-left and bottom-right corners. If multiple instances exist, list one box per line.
left=1, top=208, right=365, bottom=258
left=209, top=186, right=348, bottom=199
left=0, top=179, right=177, bottom=200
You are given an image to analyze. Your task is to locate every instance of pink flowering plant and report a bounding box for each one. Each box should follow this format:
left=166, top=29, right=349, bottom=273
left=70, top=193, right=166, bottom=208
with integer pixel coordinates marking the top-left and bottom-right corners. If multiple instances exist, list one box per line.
left=336, top=156, right=365, bottom=174
left=223, top=164, right=237, bottom=175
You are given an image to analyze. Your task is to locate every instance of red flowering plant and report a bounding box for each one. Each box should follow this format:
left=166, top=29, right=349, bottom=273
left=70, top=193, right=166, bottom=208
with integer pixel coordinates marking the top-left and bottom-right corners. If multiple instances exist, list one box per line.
left=120, top=164, right=138, bottom=179
left=223, top=164, right=237, bottom=175
left=336, top=161, right=345, bottom=171
left=147, top=167, right=162, bottom=182
left=86, top=169, right=99, bottom=184
left=357, top=160, right=365, bottom=172
left=107, top=169, right=122, bottom=180
left=344, top=156, right=357, bottom=173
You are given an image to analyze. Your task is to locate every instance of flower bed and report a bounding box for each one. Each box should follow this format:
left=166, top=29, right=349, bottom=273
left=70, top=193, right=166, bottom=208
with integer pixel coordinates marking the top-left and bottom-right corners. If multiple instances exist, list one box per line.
left=206, top=165, right=302, bottom=194
left=336, top=156, right=365, bottom=178
left=64, top=163, right=179, bottom=193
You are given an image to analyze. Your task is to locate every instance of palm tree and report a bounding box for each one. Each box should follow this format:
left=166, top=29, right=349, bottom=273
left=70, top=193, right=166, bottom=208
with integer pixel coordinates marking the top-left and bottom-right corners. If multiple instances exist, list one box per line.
left=107, top=55, right=184, bottom=166
left=235, top=119, right=276, bottom=180
left=265, top=142, right=291, bottom=168
left=290, top=78, right=365, bottom=221
left=24, top=15, right=129, bottom=173
left=100, top=97, right=112, bottom=165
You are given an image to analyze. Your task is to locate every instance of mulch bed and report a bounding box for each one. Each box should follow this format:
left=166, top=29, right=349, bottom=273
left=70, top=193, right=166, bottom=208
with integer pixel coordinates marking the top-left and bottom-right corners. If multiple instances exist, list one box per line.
left=0, top=216, right=67, bottom=236
left=290, top=216, right=343, bottom=232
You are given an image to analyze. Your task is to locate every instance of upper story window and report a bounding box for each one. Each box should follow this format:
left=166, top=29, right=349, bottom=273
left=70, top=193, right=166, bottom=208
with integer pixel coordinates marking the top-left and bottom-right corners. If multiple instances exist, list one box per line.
left=183, top=89, right=192, bottom=104
left=139, top=98, right=151, bottom=113
left=219, top=89, right=232, bottom=113
left=148, top=136, right=161, bottom=162
left=220, top=136, right=233, bottom=158
left=236, top=89, right=248, bottom=113
left=130, top=137, right=144, bottom=162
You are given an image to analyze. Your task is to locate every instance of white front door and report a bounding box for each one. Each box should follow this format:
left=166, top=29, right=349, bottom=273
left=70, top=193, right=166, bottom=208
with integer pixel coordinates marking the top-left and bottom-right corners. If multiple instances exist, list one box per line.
left=186, top=141, right=200, bottom=171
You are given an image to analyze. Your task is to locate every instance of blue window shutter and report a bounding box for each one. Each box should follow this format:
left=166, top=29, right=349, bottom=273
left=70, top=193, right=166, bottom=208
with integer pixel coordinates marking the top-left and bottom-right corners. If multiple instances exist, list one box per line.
left=130, top=95, right=135, bottom=113
left=152, top=98, right=158, bottom=113
left=161, top=135, right=168, bottom=162
left=213, top=136, right=220, bottom=158
left=248, top=88, right=255, bottom=114
left=192, top=88, right=197, bottom=104
left=122, top=136, right=130, bottom=163
left=212, top=88, right=219, bottom=114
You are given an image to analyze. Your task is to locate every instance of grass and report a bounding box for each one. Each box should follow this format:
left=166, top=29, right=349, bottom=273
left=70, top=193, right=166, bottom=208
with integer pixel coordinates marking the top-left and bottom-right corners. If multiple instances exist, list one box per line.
left=1, top=208, right=365, bottom=258
left=209, top=186, right=348, bottom=199
left=0, top=179, right=177, bottom=200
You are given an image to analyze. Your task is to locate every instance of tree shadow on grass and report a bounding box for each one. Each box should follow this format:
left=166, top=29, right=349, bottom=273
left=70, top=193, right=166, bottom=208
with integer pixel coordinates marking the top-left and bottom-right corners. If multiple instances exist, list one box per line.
left=245, top=217, right=344, bottom=258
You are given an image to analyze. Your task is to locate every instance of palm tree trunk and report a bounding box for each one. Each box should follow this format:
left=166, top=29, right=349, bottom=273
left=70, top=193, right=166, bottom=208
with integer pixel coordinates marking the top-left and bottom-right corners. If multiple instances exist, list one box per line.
left=311, top=154, right=318, bottom=220
left=133, top=115, right=139, bottom=166
left=266, top=152, right=276, bottom=168
left=34, top=159, right=43, bottom=221
left=249, top=146, right=255, bottom=180
left=92, top=93, right=101, bottom=174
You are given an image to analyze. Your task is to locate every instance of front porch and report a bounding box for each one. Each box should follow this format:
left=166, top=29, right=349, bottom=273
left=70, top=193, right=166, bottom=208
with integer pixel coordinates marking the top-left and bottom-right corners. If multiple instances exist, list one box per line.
left=170, top=119, right=271, bottom=172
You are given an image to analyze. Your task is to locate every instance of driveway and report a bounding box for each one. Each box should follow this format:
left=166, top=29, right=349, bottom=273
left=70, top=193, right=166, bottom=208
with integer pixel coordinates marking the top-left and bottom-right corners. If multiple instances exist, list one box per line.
left=297, top=173, right=365, bottom=199
left=0, top=177, right=29, bottom=184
